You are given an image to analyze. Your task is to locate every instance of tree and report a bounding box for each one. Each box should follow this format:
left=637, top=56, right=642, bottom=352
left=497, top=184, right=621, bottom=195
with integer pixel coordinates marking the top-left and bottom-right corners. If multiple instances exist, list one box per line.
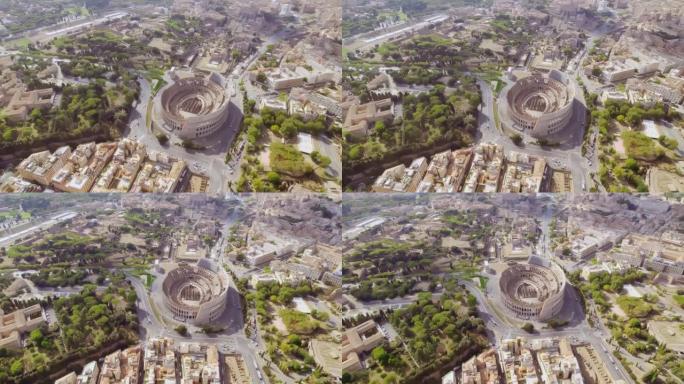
left=155, top=132, right=168, bottom=145
left=624, top=157, right=639, bottom=172
left=371, top=346, right=390, bottom=365
left=310, top=151, right=331, bottom=168
left=591, top=67, right=602, bottom=78
left=175, top=325, right=188, bottom=336
left=658, top=135, right=678, bottom=150
left=279, top=118, right=298, bottom=138
left=522, top=323, right=535, bottom=333
left=374, top=120, right=386, bottom=135
left=256, top=72, right=267, bottom=84
left=29, top=329, right=43, bottom=344
left=511, top=133, right=523, bottom=146
left=642, top=367, right=662, bottom=384
left=464, top=114, right=477, bottom=130
left=10, top=359, right=23, bottom=376
left=348, top=145, right=362, bottom=160
left=266, top=171, right=281, bottom=185
left=29, top=108, right=42, bottom=122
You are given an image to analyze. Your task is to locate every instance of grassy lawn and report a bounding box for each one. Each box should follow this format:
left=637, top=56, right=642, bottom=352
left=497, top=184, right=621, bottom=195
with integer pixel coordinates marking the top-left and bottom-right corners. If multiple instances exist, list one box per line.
left=674, top=294, right=684, bottom=308
left=493, top=100, right=500, bottom=129
left=494, top=79, right=505, bottom=94
left=279, top=308, right=323, bottom=335
left=0, top=210, right=31, bottom=220
left=146, top=97, right=153, bottom=128
left=616, top=296, right=656, bottom=318
left=145, top=274, right=155, bottom=288
left=621, top=131, right=665, bottom=161
left=151, top=78, right=167, bottom=95
left=6, top=37, right=31, bottom=50
left=269, top=142, right=313, bottom=178
left=480, top=69, right=502, bottom=83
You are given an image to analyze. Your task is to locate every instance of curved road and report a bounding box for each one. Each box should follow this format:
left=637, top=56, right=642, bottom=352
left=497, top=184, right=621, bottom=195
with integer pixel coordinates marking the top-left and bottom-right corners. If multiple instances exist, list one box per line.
left=126, top=273, right=291, bottom=384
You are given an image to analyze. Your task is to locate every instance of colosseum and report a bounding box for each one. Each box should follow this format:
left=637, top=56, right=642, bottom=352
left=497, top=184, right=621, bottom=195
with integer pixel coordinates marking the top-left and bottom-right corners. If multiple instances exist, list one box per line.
left=153, top=71, right=230, bottom=140
left=161, top=260, right=229, bottom=325
left=498, top=258, right=568, bottom=321
left=503, top=70, right=576, bottom=139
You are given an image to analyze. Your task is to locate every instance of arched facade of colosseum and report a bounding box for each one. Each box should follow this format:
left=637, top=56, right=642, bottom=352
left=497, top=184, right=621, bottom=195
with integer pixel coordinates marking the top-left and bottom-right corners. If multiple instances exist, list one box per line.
left=161, top=261, right=229, bottom=325
left=498, top=260, right=567, bottom=321
left=153, top=72, right=230, bottom=140
left=505, top=70, right=575, bottom=139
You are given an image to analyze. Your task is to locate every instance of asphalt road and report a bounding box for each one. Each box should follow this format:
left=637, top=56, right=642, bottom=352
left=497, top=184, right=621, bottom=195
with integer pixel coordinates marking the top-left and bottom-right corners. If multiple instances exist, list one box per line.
left=476, top=77, right=591, bottom=192
left=122, top=76, right=241, bottom=194
left=461, top=280, right=633, bottom=384
left=126, top=272, right=287, bottom=384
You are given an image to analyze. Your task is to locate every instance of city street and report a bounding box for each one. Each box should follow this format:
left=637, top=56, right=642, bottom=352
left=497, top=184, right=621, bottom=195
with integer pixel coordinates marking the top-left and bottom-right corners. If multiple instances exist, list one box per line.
left=121, top=29, right=297, bottom=194
left=460, top=280, right=634, bottom=384
left=123, top=75, right=241, bottom=194
left=126, top=272, right=292, bottom=384
left=476, top=77, right=592, bottom=192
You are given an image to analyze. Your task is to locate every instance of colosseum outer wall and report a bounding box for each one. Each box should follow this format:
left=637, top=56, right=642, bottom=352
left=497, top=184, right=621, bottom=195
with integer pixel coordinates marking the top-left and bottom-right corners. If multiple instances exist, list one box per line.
left=498, top=261, right=568, bottom=322
left=153, top=73, right=231, bottom=140
left=161, top=263, right=230, bottom=326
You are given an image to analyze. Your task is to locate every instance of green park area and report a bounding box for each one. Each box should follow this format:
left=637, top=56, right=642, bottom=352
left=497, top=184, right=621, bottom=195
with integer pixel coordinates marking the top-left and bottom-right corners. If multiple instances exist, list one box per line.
left=235, top=105, right=336, bottom=193
left=0, top=81, right=138, bottom=155
left=344, top=287, right=487, bottom=384
left=588, top=96, right=682, bottom=192
left=0, top=210, right=31, bottom=221
left=246, top=281, right=335, bottom=381
left=344, top=85, right=479, bottom=174
left=570, top=269, right=684, bottom=382
left=0, top=277, right=139, bottom=383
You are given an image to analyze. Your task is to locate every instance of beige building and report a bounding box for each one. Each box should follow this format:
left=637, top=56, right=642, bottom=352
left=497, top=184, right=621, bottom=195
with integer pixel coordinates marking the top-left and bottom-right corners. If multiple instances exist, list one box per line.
left=51, top=142, right=117, bottom=192
left=265, top=68, right=307, bottom=90
left=417, top=149, right=474, bottom=193
left=341, top=320, right=385, bottom=373
left=143, top=337, right=176, bottom=384
left=78, top=361, right=99, bottom=384
left=4, top=88, right=55, bottom=122
left=224, top=354, right=252, bottom=384
left=0, top=69, right=54, bottom=122
left=499, top=338, right=538, bottom=383
left=178, top=343, right=220, bottom=383
left=0, top=305, right=45, bottom=350
left=463, top=143, right=504, bottom=193
left=461, top=348, right=500, bottom=384
left=343, top=99, right=394, bottom=138
left=575, top=345, right=613, bottom=384
left=98, top=345, right=142, bottom=384
left=16, top=146, right=71, bottom=186
left=372, top=157, right=429, bottom=193
left=55, top=372, right=78, bottom=384
left=501, top=152, right=547, bottom=193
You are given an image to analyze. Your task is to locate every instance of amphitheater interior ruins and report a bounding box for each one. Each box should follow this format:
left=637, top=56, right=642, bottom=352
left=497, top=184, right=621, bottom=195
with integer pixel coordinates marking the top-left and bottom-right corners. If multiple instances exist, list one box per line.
left=161, top=259, right=229, bottom=325
left=498, top=257, right=568, bottom=321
